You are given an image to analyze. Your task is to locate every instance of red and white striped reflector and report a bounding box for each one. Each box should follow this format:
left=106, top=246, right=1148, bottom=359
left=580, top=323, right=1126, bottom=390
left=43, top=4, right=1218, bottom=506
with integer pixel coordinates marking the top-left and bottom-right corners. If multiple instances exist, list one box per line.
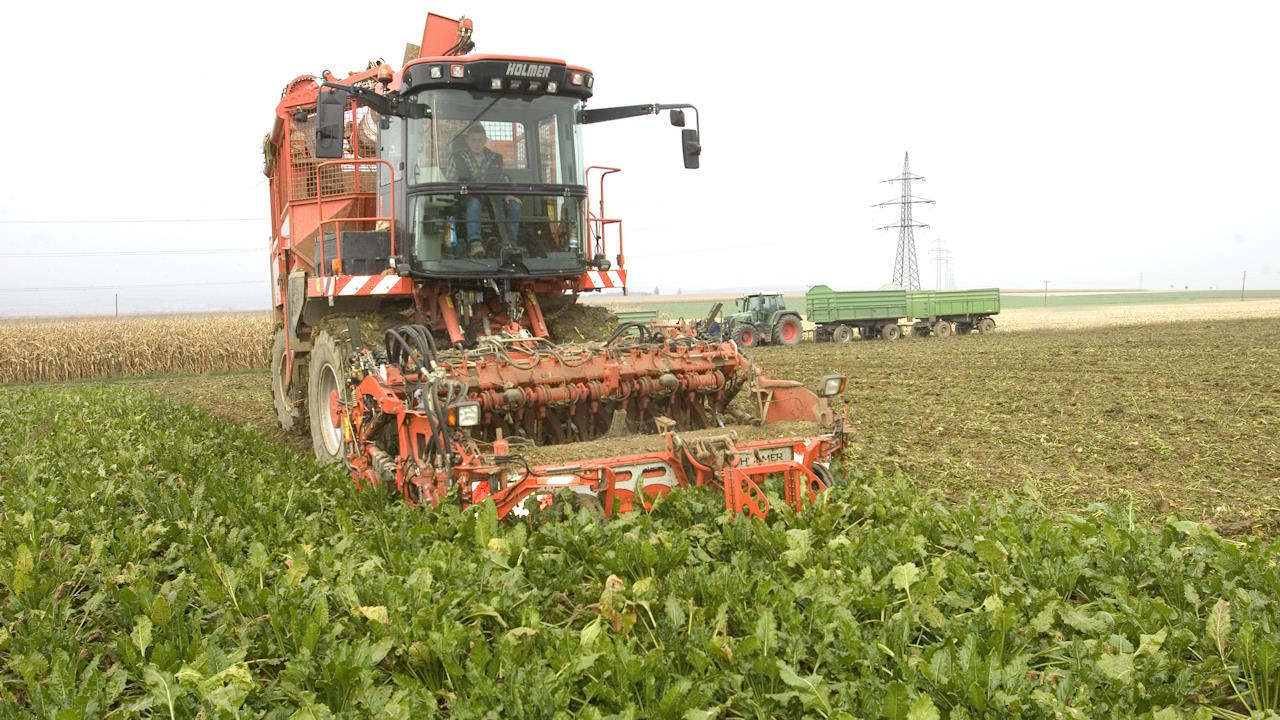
left=581, top=270, right=627, bottom=290
left=310, top=275, right=413, bottom=297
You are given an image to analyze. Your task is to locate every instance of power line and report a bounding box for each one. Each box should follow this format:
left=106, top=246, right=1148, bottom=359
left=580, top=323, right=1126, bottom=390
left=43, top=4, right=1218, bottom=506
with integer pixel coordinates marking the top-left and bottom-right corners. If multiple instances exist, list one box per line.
left=0, top=280, right=265, bottom=292
left=0, top=248, right=261, bottom=258
left=0, top=217, right=268, bottom=225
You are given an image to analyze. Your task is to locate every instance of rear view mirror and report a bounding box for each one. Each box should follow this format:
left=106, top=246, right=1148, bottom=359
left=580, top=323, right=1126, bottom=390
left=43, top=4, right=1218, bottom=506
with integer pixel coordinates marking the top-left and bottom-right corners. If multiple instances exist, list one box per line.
left=669, top=109, right=686, bottom=127
left=681, top=128, right=701, bottom=169
left=315, top=87, right=349, bottom=159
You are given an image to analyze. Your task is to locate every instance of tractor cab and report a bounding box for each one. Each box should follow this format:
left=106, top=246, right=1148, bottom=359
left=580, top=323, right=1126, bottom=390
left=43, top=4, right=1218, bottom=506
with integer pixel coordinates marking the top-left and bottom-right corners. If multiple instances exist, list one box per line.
left=733, top=292, right=786, bottom=323
left=389, top=59, right=595, bottom=279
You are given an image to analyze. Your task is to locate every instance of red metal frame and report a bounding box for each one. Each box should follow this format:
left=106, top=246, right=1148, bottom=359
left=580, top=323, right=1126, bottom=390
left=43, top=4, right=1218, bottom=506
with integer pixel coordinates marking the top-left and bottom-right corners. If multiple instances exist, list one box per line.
left=339, top=356, right=844, bottom=519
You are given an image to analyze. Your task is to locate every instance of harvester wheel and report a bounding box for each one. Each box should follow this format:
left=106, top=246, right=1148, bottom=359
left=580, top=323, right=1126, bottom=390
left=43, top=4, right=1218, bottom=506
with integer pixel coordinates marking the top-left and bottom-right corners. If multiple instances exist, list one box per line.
left=732, top=324, right=757, bottom=348
left=774, top=316, right=802, bottom=346
left=881, top=324, right=902, bottom=342
left=271, top=329, right=307, bottom=434
left=978, top=317, right=997, bottom=334
left=307, top=330, right=349, bottom=466
left=933, top=320, right=953, bottom=338
left=813, top=463, right=837, bottom=488
left=831, top=325, right=853, bottom=343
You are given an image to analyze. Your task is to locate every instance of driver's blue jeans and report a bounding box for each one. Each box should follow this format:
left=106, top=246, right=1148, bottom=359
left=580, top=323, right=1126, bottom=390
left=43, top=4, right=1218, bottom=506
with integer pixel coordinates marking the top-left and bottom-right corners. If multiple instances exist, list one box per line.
left=464, top=197, right=522, bottom=246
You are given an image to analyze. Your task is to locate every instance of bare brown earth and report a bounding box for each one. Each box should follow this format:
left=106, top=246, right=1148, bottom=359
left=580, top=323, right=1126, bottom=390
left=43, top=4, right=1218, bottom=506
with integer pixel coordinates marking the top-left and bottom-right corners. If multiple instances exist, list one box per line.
left=118, top=312, right=1280, bottom=535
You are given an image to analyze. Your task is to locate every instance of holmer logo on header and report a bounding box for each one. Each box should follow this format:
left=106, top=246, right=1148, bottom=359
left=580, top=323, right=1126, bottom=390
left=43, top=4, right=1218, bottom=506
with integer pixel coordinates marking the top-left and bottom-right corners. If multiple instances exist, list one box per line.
left=505, top=63, right=552, bottom=78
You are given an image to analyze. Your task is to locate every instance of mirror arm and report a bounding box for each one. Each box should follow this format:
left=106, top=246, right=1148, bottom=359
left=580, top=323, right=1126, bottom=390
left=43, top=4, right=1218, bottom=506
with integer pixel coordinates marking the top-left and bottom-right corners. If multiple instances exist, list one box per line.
left=656, top=103, right=700, bottom=134
left=319, top=81, right=431, bottom=119
left=580, top=103, right=699, bottom=133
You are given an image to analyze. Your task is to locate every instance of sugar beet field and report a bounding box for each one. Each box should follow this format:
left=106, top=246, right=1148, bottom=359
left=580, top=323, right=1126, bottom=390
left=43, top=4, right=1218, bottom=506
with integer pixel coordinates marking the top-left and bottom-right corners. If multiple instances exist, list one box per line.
left=3, top=314, right=1280, bottom=716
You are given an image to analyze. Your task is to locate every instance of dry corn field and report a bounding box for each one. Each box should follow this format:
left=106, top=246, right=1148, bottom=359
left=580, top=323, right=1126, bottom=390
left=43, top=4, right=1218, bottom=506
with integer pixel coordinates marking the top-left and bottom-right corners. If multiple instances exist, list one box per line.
left=0, top=313, right=273, bottom=383
left=2, top=299, right=1276, bottom=384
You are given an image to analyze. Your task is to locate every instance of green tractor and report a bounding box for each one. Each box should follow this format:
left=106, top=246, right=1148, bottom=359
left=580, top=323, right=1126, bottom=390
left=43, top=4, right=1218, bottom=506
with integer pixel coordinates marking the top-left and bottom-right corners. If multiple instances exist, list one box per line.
left=719, top=292, right=804, bottom=348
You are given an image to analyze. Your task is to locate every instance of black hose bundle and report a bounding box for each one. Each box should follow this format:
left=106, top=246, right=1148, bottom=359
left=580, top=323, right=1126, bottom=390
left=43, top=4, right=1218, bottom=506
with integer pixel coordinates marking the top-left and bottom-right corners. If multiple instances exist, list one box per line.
left=384, top=325, right=438, bottom=373
left=605, top=321, right=651, bottom=346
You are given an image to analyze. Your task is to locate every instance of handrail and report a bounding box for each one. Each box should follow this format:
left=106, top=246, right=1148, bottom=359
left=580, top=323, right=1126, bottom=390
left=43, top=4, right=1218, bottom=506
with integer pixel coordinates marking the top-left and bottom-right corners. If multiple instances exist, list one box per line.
left=312, top=158, right=396, bottom=275
left=585, top=166, right=623, bottom=269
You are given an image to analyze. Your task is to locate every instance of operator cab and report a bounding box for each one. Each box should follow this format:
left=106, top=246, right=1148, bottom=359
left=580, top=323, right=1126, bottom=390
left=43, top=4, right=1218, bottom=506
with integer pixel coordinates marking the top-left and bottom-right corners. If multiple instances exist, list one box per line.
left=742, top=293, right=784, bottom=313
left=381, top=57, right=595, bottom=280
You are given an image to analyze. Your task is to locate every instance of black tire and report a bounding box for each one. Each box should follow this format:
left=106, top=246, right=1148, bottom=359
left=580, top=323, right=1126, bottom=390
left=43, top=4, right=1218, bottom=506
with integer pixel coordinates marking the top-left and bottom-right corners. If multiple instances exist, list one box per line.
left=774, top=316, right=802, bottom=347
left=732, top=324, right=758, bottom=348
left=813, top=463, right=837, bottom=488
left=307, top=330, right=350, bottom=465
left=271, top=329, right=307, bottom=434
left=881, top=324, right=902, bottom=342
left=832, top=325, right=853, bottom=343
left=978, top=317, right=997, bottom=334
left=933, top=320, right=953, bottom=338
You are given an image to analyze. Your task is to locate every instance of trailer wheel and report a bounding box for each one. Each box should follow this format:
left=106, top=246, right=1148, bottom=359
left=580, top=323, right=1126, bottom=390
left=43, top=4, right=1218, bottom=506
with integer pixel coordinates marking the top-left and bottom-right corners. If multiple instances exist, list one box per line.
left=933, top=320, right=953, bottom=338
left=271, top=329, right=307, bottom=434
left=831, top=325, right=853, bottom=343
left=732, top=324, right=757, bottom=348
left=307, top=330, right=349, bottom=466
left=881, top=324, right=902, bottom=341
left=978, top=317, right=997, bottom=334
left=774, top=316, right=802, bottom=346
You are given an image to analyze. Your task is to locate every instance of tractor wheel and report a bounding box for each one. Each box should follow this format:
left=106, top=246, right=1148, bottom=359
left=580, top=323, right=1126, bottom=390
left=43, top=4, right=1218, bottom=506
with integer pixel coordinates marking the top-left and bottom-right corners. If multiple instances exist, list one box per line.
left=307, top=330, right=350, bottom=466
left=832, top=325, right=853, bottom=343
left=933, top=320, right=953, bottom=338
left=271, top=329, right=307, bottom=434
left=732, top=324, right=758, bottom=348
left=774, top=316, right=802, bottom=346
left=978, top=317, right=997, bottom=334
left=881, top=324, right=902, bottom=342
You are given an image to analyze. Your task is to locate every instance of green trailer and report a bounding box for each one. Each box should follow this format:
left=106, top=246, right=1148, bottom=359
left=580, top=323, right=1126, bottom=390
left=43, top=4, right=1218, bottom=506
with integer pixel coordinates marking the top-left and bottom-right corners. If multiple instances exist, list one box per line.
left=612, top=309, right=660, bottom=325
left=905, top=289, right=1001, bottom=337
left=805, top=285, right=910, bottom=342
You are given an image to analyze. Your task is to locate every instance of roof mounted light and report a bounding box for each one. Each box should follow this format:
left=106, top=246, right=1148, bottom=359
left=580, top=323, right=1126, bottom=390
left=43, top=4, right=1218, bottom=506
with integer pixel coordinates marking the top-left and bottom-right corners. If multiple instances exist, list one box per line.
left=546, top=81, right=557, bottom=93
left=490, top=78, right=503, bottom=90
left=509, top=80, right=523, bottom=91
left=429, top=66, right=443, bottom=79
left=450, top=64, right=465, bottom=78
left=569, top=72, right=584, bottom=86
left=585, top=75, right=594, bottom=88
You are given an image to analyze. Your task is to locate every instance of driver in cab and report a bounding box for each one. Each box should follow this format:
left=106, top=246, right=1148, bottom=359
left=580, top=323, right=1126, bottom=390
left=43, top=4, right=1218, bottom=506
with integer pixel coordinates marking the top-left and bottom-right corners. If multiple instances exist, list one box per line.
left=448, top=124, right=522, bottom=258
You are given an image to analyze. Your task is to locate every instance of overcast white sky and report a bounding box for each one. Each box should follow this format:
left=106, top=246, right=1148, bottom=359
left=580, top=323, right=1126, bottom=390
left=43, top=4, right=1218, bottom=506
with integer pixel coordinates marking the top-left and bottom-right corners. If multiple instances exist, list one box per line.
left=1, top=1, right=1277, bottom=316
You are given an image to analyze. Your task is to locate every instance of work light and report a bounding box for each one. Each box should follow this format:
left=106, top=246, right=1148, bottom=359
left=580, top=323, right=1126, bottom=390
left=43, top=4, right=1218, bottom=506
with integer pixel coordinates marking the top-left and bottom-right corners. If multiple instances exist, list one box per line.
left=817, top=374, right=846, bottom=398
left=448, top=401, right=481, bottom=428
